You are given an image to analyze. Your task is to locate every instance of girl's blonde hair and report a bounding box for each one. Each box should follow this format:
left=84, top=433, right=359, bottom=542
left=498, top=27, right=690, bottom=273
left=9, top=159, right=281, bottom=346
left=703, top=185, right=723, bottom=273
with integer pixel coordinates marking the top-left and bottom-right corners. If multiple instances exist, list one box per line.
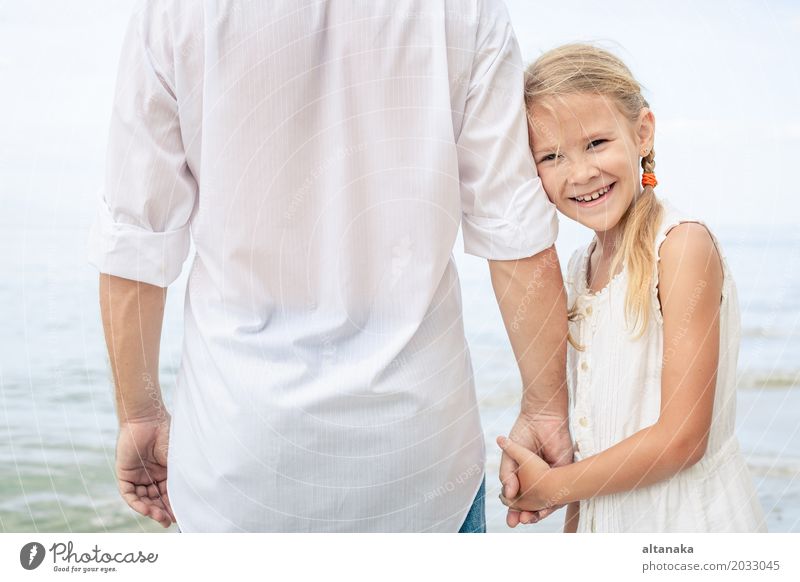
left=524, top=43, right=663, bottom=342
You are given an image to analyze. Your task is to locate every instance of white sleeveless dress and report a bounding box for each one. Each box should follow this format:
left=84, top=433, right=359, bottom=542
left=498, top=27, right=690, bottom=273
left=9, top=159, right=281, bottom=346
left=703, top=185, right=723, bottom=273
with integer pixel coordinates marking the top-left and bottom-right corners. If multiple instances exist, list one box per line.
left=564, top=199, right=767, bottom=532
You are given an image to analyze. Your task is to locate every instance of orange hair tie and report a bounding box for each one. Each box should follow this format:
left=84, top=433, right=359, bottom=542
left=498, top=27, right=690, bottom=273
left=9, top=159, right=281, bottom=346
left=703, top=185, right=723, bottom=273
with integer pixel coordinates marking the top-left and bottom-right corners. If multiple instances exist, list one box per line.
left=641, top=173, right=658, bottom=188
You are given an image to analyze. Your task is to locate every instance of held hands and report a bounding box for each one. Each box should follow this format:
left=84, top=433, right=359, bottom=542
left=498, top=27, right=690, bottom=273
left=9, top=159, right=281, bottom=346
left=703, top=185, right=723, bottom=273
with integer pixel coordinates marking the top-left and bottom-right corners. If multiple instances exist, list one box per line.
left=498, top=413, right=573, bottom=525
left=497, top=436, right=562, bottom=513
left=115, top=415, right=176, bottom=528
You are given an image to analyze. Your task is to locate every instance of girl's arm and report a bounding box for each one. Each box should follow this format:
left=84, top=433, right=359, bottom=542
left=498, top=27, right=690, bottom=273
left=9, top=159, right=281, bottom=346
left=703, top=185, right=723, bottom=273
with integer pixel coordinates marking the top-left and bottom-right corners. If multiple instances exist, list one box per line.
left=499, top=223, right=724, bottom=510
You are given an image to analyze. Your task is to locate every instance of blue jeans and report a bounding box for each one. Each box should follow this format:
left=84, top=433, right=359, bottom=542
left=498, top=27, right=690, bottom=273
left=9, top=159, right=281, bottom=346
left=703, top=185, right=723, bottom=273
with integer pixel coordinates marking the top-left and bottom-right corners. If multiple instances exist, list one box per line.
left=458, top=477, right=486, bottom=533
left=177, top=477, right=487, bottom=533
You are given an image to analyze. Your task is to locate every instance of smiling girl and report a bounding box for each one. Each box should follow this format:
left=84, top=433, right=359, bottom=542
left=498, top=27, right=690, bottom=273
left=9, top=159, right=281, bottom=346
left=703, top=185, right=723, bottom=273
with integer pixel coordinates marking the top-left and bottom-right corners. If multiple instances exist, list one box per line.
left=498, top=44, right=767, bottom=532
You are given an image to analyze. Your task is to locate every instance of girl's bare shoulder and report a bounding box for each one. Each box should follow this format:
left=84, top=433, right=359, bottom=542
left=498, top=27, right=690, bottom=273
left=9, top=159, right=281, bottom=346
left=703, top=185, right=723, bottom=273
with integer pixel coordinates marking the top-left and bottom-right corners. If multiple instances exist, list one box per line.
left=658, top=222, right=723, bottom=306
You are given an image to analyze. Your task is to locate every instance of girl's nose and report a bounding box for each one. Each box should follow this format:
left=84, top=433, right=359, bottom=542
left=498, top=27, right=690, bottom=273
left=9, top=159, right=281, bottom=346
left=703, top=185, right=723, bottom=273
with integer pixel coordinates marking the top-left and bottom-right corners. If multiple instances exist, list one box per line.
left=568, top=157, right=601, bottom=187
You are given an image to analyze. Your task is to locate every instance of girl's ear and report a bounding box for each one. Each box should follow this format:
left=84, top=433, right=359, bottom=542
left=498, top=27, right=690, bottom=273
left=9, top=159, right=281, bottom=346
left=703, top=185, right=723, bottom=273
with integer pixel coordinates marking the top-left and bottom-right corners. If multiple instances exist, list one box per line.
left=636, top=108, right=656, bottom=152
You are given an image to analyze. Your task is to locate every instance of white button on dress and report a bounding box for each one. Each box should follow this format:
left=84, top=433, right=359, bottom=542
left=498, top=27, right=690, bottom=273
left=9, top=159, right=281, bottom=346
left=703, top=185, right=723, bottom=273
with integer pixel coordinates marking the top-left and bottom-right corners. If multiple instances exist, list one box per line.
left=87, top=1, right=558, bottom=532
left=564, top=199, right=767, bottom=532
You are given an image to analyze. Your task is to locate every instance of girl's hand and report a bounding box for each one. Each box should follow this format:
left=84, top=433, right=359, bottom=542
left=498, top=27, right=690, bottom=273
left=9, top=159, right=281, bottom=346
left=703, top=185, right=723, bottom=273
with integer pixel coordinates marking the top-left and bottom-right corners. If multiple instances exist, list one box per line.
left=497, top=436, right=562, bottom=512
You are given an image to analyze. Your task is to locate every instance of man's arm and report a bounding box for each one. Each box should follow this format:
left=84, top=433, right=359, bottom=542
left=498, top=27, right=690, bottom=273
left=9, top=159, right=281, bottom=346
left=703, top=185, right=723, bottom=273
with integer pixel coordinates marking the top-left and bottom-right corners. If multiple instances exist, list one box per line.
left=489, top=245, right=568, bottom=417
left=100, top=273, right=175, bottom=528
left=489, top=245, right=571, bottom=526
left=100, top=274, right=167, bottom=424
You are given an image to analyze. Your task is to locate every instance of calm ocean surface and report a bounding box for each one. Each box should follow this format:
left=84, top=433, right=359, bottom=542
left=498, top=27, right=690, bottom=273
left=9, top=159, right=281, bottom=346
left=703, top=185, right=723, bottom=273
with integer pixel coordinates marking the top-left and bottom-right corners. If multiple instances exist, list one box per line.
left=0, top=1, right=798, bottom=533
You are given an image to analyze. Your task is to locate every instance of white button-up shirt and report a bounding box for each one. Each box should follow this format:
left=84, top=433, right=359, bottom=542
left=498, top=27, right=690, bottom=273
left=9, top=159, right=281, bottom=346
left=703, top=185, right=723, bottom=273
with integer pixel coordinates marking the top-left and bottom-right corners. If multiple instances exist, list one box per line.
left=88, top=0, right=557, bottom=532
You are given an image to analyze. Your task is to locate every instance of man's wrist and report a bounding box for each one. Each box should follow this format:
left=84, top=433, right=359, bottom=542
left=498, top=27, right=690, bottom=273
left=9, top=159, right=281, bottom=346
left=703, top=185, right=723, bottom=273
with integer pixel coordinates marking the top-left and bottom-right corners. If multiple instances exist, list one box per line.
left=115, top=373, right=169, bottom=426
left=117, top=404, right=170, bottom=427
left=520, top=389, right=568, bottom=417
left=517, top=407, right=569, bottom=426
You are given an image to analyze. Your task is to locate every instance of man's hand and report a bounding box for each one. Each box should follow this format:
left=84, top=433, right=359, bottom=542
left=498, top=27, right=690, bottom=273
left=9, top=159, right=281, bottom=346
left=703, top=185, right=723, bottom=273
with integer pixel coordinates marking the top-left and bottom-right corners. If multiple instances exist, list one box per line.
left=499, top=412, right=573, bottom=526
left=116, top=415, right=175, bottom=528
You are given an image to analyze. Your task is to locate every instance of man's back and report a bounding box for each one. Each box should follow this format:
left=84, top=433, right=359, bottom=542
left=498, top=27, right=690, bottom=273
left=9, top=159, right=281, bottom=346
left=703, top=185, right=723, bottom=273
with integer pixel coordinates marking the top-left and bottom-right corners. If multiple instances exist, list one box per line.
left=89, top=0, right=557, bottom=531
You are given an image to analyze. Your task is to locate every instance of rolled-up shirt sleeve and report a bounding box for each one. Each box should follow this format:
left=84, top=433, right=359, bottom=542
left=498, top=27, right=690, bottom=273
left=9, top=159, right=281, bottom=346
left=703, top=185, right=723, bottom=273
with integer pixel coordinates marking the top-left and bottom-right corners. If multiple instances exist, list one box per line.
left=457, top=1, right=558, bottom=260
left=88, top=2, right=197, bottom=287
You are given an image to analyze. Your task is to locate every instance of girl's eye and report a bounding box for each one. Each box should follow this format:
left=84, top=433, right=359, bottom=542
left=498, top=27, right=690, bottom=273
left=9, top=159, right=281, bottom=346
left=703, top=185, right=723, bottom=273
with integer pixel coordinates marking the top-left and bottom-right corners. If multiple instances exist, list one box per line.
left=588, top=139, right=607, bottom=149
left=538, top=152, right=562, bottom=163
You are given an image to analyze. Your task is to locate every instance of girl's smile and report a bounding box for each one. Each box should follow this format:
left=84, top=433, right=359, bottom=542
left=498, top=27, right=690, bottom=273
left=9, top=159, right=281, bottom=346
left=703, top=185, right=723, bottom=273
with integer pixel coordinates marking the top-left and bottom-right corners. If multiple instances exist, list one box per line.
left=571, top=181, right=615, bottom=208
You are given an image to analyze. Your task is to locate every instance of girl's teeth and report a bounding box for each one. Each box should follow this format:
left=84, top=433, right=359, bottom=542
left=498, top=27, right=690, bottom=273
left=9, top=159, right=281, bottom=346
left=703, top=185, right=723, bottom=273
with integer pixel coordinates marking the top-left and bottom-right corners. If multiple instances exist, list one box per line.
left=576, top=185, right=610, bottom=202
